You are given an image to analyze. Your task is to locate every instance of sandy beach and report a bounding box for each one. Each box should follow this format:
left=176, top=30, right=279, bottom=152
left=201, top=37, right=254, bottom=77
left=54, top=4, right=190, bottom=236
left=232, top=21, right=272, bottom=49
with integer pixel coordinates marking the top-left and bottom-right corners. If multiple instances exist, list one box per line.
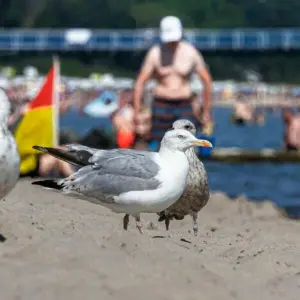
left=0, top=179, right=299, bottom=300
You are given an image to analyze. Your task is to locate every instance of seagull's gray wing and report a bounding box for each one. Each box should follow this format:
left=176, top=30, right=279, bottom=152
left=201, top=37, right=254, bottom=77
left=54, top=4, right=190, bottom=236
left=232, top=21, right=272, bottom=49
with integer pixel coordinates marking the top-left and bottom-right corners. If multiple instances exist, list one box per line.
left=62, top=144, right=150, bottom=168
left=33, top=144, right=100, bottom=167
left=59, top=150, right=162, bottom=201
left=66, top=145, right=149, bottom=157
left=65, top=144, right=100, bottom=154
left=33, top=144, right=157, bottom=178
left=88, top=149, right=159, bottom=179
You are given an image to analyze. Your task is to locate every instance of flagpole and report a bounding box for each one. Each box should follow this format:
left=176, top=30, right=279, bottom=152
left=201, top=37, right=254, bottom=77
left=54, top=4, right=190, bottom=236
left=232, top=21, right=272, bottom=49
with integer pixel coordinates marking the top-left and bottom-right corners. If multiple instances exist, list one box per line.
left=53, top=55, right=60, bottom=146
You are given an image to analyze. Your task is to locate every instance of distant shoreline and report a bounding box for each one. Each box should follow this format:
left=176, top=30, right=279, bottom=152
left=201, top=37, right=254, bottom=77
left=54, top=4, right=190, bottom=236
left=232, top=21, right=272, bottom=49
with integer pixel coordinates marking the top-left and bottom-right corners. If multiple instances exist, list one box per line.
left=213, top=99, right=300, bottom=108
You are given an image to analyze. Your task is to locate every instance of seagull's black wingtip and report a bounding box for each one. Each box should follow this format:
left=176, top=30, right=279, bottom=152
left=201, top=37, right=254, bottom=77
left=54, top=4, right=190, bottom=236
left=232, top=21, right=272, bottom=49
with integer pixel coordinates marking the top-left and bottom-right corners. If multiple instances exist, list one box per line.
left=32, top=145, right=48, bottom=152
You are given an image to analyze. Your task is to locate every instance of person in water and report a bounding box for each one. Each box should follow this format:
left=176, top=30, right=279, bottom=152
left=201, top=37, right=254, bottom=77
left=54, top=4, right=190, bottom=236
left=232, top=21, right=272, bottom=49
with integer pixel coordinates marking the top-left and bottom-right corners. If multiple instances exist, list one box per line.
left=232, top=95, right=254, bottom=125
left=133, top=16, right=213, bottom=149
left=282, top=108, right=300, bottom=151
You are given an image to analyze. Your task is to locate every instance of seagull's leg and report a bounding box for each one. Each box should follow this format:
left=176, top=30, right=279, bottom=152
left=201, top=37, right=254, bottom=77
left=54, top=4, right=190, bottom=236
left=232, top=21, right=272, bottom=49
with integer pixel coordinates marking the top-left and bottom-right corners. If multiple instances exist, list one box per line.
left=135, top=214, right=143, bottom=234
left=165, top=216, right=170, bottom=231
left=191, top=212, right=198, bottom=236
left=123, top=214, right=130, bottom=230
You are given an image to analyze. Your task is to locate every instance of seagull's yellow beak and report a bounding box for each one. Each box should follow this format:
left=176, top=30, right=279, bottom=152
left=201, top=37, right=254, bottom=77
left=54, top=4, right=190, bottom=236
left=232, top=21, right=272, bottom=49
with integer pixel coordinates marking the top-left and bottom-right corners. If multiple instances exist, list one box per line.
left=192, top=139, right=213, bottom=147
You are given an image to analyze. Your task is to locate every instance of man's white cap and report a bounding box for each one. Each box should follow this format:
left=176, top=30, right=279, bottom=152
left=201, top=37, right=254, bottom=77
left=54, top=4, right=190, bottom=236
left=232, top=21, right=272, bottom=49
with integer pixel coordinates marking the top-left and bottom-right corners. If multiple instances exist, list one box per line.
left=160, top=16, right=183, bottom=43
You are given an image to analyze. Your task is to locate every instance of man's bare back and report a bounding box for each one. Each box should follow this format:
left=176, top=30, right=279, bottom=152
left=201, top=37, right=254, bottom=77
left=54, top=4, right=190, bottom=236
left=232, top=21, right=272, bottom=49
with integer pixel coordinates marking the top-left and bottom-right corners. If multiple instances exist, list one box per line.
left=143, top=41, right=205, bottom=99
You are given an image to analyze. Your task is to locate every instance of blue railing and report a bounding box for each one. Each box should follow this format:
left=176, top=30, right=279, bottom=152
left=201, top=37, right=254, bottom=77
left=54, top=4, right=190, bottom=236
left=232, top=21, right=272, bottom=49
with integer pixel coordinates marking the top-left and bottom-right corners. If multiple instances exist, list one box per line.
left=0, top=28, right=300, bottom=51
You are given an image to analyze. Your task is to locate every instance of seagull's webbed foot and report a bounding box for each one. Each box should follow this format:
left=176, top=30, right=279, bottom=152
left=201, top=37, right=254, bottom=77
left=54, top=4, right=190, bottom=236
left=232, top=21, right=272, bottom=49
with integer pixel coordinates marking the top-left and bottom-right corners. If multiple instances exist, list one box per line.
left=135, top=215, right=143, bottom=234
left=123, top=214, right=130, bottom=230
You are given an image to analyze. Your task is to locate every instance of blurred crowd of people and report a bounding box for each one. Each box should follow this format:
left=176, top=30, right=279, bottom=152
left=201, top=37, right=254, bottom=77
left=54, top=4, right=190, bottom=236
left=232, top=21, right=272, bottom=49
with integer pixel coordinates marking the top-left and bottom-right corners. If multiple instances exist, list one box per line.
left=4, top=73, right=155, bottom=178
left=4, top=70, right=300, bottom=160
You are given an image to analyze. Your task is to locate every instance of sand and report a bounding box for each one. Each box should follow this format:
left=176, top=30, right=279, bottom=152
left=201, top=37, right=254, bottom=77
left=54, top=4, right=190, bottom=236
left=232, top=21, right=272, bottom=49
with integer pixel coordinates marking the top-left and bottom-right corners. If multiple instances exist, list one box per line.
left=0, top=179, right=299, bottom=300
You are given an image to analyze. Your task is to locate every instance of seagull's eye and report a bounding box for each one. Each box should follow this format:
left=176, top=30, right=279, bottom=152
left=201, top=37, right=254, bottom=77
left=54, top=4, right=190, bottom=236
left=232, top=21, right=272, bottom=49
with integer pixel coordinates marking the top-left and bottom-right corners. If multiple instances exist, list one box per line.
left=184, top=125, right=191, bottom=130
left=177, top=135, right=185, bottom=139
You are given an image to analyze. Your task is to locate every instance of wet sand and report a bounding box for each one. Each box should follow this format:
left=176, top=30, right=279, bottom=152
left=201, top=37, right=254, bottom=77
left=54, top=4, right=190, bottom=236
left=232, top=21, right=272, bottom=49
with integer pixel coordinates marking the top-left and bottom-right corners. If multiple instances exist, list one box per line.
left=0, top=179, right=299, bottom=300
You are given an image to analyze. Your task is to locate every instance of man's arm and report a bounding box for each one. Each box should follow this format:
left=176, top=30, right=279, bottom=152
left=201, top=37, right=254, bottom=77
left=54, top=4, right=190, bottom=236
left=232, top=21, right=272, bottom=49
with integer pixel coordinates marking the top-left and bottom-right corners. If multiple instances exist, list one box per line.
left=194, top=50, right=213, bottom=123
left=133, top=47, right=155, bottom=116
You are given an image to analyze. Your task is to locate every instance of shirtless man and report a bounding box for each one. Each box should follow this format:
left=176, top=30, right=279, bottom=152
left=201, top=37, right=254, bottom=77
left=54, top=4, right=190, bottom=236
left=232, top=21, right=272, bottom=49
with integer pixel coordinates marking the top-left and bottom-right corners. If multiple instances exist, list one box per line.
left=282, top=108, right=300, bottom=151
left=232, top=96, right=254, bottom=125
left=133, top=16, right=212, bottom=148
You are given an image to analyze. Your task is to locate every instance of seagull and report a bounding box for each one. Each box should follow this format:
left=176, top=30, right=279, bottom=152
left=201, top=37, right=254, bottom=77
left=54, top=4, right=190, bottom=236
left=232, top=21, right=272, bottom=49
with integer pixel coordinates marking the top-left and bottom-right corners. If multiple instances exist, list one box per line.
left=31, top=129, right=212, bottom=233
left=157, top=119, right=211, bottom=236
left=0, top=88, right=20, bottom=201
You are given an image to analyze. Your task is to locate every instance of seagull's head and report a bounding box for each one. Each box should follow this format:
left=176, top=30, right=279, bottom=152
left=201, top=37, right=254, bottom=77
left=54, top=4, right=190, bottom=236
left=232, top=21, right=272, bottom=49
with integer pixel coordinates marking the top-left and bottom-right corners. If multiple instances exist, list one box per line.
left=161, top=129, right=213, bottom=152
left=171, top=119, right=196, bottom=135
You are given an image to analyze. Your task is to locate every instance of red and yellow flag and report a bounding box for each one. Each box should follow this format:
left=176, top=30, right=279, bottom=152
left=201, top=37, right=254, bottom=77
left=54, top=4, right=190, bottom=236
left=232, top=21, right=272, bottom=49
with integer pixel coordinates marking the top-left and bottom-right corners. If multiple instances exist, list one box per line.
left=14, top=58, right=59, bottom=175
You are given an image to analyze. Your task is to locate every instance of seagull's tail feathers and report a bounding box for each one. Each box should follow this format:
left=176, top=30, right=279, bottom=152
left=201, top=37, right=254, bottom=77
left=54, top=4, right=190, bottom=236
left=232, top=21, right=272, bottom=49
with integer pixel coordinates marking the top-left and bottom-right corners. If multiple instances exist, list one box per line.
left=157, top=211, right=166, bottom=221
left=32, top=145, right=93, bottom=167
left=32, top=178, right=111, bottom=206
left=157, top=211, right=183, bottom=222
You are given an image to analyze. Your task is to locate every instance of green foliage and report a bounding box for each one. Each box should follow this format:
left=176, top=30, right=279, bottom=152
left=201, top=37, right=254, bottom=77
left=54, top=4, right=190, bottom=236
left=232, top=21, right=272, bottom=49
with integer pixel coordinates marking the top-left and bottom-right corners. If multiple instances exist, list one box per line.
left=2, top=0, right=300, bottom=29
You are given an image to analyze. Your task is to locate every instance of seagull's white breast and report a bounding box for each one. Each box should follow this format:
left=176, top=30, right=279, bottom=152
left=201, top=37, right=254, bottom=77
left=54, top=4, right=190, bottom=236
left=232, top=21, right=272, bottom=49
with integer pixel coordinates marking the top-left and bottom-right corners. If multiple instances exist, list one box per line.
left=113, top=151, right=190, bottom=214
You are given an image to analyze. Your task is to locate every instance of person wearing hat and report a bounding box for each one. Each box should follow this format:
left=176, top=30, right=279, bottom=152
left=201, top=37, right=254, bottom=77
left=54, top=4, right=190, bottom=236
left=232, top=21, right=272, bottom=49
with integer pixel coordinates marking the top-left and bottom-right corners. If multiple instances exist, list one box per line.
left=133, top=16, right=213, bottom=150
